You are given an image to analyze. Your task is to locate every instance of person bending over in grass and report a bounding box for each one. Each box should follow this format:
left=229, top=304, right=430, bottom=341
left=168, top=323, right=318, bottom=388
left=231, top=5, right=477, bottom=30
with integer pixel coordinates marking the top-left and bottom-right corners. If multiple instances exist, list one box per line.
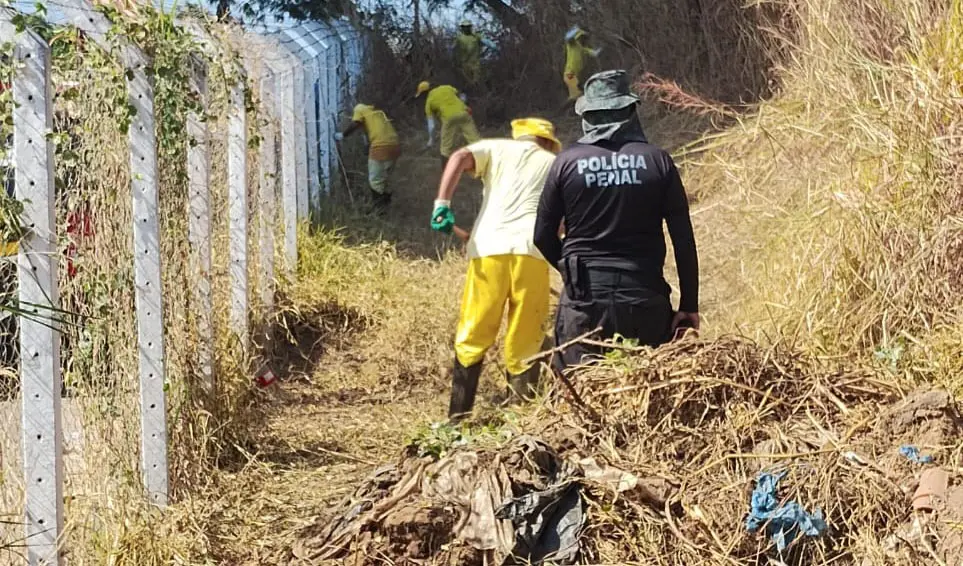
left=336, top=103, right=401, bottom=215
left=430, top=118, right=561, bottom=422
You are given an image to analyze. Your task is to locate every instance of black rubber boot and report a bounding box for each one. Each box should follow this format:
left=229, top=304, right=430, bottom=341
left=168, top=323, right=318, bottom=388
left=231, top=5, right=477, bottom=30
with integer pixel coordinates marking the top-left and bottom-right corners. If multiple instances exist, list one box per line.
left=369, top=190, right=391, bottom=216
left=506, top=364, right=541, bottom=404
left=448, top=358, right=482, bottom=422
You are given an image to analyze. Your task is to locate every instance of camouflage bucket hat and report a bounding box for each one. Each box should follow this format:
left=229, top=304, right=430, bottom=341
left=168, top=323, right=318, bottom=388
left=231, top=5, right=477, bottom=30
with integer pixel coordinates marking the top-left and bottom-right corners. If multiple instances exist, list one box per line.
left=574, top=69, right=641, bottom=116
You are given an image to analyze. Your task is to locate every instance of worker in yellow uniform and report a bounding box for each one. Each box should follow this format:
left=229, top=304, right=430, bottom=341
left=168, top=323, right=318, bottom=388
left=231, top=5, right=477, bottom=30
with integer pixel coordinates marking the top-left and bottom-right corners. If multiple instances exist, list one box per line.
left=453, top=19, right=495, bottom=90
left=429, top=118, right=562, bottom=422
left=416, top=81, right=481, bottom=166
left=563, top=25, right=602, bottom=103
left=336, top=103, right=401, bottom=214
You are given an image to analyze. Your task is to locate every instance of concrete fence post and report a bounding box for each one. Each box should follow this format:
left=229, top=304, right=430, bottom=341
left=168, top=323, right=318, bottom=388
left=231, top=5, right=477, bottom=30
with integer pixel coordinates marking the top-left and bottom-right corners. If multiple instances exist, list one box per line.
left=62, top=0, right=169, bottom=506
left=186, top=56, right=213, bottom=389
left=2, top=12, right=65, bottom=564
left=303, top=64, right=321, bottom=220
left=277, top=67, right=298, bottom=274
left=258, top=72, right=277, bottom=315
left=228, top=82, right=249, bottom=353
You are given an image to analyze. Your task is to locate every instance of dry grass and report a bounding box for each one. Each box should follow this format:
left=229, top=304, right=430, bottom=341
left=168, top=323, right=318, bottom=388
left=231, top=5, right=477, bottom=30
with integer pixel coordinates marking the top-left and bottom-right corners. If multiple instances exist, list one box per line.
left=674, top=0, right=963, bottom=394
left=527, top=338, right=963, bottom=565
left=3, top=0, right=963, bottom=563
left=94, top=236, right=467, bottom=563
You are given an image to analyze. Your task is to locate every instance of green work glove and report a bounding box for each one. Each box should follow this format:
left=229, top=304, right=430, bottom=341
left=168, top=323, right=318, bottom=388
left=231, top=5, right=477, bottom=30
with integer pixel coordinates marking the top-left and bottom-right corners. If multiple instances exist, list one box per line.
left=431, top=200, right=455, bottom=234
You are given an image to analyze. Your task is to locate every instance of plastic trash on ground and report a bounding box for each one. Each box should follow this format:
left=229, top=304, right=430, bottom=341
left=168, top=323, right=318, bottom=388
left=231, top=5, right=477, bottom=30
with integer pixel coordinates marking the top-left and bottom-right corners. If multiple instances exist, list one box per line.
left=745, top=471, right=827, bottom=552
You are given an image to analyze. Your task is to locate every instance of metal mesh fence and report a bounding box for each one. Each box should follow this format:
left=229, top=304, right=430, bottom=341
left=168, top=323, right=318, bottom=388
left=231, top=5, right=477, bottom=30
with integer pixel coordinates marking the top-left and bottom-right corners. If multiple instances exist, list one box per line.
left=0, top=0, right=363, bottom=562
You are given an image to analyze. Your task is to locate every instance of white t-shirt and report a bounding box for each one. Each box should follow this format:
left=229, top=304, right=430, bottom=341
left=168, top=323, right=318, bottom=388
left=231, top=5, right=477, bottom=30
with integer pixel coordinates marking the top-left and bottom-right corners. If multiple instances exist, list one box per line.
left=465, top=139, right=556, bottom=259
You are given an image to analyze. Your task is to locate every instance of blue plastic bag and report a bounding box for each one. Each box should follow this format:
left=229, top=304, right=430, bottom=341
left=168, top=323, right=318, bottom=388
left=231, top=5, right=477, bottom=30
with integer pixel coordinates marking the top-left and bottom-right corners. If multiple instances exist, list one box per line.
left=899, top=445, right=934, bottom=464
left=745, top=471, right=827, bottom=551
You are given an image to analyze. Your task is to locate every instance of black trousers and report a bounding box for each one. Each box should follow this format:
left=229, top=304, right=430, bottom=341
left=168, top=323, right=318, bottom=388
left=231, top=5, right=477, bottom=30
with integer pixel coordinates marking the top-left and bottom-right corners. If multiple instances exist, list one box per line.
left=553, top=266, right=672, bottom=371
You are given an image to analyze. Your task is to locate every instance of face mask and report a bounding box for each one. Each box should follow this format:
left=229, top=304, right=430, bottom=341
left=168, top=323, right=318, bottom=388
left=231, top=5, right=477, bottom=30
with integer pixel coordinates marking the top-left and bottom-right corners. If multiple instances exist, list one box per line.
left=579, top=113, right=648, bottom=145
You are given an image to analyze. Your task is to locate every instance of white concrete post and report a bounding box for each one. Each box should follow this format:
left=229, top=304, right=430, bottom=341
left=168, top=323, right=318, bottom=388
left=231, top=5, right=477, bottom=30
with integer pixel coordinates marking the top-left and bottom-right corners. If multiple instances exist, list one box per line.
left=292, top=65, right=308, bottom=222
left=315, top=58, right=332, bottom=196
left=186, top=58, right=212, bottom=388
left=62, top=0, right=169, bottom=506
left=228, top=83, right=248, bottom=352
left=303, top=66, right=321, bottom=220
left=277, top=68, right=297, bottom=274
left=258, top=73, right=276, bottom=314
left=326, top=42, right=340, bottom=146
left=4, top=14, right=65, bottom=564
left=125, top=37, right=168, bottom=509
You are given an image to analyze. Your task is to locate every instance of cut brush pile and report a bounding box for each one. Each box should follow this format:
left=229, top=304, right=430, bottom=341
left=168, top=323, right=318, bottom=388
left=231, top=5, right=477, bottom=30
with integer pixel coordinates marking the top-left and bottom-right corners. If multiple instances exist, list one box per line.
left=293, top=338, right=963, bottom=565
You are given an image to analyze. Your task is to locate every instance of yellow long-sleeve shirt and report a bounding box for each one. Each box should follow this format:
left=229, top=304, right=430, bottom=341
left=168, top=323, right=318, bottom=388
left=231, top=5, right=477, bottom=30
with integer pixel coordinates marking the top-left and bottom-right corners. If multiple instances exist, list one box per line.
left=425, top=85, right=469, bottom=122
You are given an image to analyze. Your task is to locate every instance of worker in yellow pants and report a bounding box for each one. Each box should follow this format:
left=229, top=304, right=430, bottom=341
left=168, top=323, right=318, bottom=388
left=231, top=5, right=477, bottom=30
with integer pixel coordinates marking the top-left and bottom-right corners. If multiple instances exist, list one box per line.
left=416, top=81, right=481, bottom=166
left=430, top=118, right=562, bottom=421
left=563, top=26, right=602, bottom=103
left=455, top=255, right=550, bottom=378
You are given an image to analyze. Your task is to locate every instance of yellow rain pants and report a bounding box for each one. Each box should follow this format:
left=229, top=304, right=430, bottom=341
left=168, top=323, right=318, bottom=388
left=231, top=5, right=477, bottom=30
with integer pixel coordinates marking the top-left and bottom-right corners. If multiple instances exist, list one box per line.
left=440, top=113, right=481, bottom=158
left=563, top=71, right=581, bottom=100
left=455, top=254, right=550, bottom=376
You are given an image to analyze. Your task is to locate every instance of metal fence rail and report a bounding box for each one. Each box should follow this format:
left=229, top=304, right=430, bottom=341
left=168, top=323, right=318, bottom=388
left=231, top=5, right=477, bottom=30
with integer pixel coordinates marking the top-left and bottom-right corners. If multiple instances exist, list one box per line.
left=0, top=1, right=363, bottom=562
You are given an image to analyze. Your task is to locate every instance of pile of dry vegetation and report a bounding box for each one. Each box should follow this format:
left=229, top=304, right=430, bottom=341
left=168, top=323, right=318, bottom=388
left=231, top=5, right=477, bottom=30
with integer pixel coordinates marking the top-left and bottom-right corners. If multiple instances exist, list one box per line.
left=288, top=337, right=962, bottom=565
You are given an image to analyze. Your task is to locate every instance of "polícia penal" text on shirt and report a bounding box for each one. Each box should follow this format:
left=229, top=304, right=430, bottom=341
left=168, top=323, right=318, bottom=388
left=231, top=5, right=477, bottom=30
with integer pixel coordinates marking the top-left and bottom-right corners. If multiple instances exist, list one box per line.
left=576, top=153, right=648, bottom=189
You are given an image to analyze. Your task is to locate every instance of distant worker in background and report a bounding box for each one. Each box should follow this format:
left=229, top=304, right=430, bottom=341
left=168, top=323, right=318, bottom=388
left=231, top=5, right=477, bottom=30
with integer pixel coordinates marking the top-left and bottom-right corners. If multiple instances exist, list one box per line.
left=430, top=118, right=562, bottom=422
left=562, top=25, right=602, bottom=107
left=534, top=70, right=700, bottom=371
left=453, top=19, right=495, bottom=90
left=335, top=103, right=401, bottom=214
left=416, top=81, right=481, bottom=166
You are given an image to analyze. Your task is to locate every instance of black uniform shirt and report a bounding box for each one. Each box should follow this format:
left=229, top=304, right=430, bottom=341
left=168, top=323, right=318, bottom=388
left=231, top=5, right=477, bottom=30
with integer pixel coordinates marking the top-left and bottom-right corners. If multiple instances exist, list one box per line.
left=534, top=139, right=699, bottom=313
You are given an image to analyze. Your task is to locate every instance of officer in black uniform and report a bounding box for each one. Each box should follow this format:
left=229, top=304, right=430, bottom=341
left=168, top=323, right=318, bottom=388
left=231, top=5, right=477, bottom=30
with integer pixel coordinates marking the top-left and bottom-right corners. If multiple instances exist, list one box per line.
left=534, top=69, right=700, bottom=370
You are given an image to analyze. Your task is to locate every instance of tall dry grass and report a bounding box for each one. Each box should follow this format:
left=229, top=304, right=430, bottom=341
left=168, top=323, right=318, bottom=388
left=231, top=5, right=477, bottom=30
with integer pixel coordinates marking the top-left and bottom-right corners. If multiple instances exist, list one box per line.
left=677, top=0, right=963, bottom=392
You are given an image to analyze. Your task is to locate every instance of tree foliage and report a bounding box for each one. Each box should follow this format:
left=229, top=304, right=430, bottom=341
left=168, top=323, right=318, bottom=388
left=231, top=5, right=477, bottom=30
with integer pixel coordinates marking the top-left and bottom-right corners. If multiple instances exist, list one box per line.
left=219, top=0, right=525, bottom=29
left=218, top=0, right=356, bottom=22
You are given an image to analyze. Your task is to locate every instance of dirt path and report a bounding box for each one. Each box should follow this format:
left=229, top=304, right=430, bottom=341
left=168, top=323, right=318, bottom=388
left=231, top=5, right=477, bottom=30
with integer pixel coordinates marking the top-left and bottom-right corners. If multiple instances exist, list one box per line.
left=200, top=337, right=447, bottom=563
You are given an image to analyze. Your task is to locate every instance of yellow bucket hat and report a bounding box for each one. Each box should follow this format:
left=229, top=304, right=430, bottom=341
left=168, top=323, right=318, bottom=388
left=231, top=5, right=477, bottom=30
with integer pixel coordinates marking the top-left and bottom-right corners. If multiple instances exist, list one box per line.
left=415, top=81, right=431, bottom=97
left=511, top=118, right=562, bottom=153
